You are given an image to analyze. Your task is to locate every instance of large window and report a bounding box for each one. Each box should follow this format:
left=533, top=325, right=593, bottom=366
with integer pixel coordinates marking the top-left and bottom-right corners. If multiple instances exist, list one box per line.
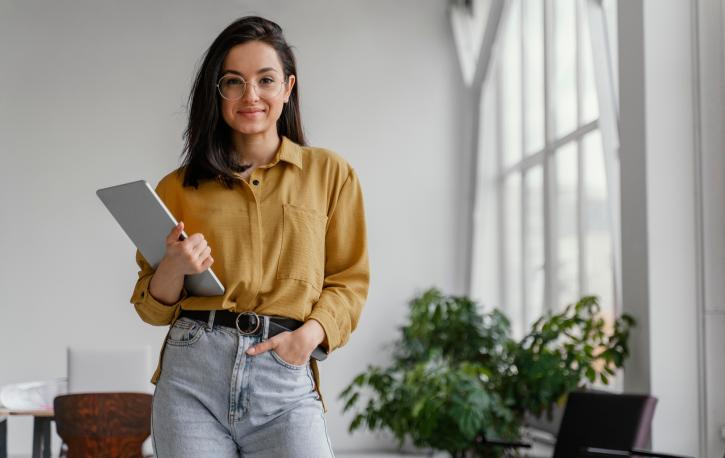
left=471, top=0, right=619, bottom=338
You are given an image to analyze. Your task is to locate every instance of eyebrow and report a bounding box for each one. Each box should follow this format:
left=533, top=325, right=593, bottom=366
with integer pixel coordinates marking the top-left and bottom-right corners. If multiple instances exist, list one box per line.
left=221, top=68, right=279, bottom=77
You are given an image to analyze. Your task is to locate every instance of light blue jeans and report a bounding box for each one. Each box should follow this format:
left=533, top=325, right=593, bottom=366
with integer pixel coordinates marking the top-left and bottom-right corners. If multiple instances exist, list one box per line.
left=151, top=314, right=335, bottom=457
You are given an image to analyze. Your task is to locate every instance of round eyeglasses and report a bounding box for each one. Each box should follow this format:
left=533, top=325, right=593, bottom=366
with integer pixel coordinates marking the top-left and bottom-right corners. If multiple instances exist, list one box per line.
left=216, top=74, right=286, bottom=101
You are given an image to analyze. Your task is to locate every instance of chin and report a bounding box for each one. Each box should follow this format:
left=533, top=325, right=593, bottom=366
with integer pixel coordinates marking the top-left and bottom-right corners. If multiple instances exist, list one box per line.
left=232, top=122, right=269, bottom=136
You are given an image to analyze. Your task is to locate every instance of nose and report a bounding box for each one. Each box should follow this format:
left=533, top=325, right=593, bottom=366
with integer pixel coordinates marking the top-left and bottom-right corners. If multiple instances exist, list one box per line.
left=241, top=82, right=260, bottom=102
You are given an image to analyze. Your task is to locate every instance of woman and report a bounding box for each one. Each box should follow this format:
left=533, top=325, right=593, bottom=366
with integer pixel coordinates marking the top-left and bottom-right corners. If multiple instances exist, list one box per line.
left=130, top=16, right=369, bottom=457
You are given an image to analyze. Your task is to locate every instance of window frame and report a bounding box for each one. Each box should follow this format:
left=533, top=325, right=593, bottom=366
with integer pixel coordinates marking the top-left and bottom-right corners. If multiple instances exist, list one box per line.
left=468, top=0, right=621, bottom=336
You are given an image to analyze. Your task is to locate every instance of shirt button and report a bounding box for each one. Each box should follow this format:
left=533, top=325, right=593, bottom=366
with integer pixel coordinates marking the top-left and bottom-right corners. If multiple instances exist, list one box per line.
left=252, top=179, right=260, bottom=186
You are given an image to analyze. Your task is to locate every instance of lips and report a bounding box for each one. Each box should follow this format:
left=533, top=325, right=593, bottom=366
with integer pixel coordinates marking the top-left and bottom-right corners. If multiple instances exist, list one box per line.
left=238, top=108, right=264, bottom=120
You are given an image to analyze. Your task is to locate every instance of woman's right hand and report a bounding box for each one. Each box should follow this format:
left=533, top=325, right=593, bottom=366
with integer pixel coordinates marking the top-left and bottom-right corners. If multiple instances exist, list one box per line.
left=161, top=221, right=214, bottom=275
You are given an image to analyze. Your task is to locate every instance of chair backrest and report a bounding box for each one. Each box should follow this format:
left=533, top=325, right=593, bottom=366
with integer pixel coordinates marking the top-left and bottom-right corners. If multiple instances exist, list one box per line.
left=54, top=393, right=152, bottom=458
left=553, top=390, right=657, bottom=458
left=67, top=346, right=153, bottom=394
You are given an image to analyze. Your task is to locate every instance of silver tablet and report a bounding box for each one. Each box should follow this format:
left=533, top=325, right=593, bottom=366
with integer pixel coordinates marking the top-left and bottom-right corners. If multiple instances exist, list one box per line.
left=97, top=179, right=225, bottom=297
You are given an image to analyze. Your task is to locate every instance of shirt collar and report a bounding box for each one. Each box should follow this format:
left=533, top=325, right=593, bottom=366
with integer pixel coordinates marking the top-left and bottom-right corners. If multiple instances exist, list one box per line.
left=275, top=136, right=303, bottom=170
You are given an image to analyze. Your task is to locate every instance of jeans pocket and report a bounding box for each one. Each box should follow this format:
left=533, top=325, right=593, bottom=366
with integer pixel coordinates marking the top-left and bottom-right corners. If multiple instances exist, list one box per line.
left=269, top=350, right=310, bottom=370
left=165, top=318, right=205, bottom=347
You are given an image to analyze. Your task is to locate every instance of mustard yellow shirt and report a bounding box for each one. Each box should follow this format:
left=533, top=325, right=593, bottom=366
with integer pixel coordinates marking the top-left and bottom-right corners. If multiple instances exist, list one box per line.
left=130, top=136, right=369, bottom=410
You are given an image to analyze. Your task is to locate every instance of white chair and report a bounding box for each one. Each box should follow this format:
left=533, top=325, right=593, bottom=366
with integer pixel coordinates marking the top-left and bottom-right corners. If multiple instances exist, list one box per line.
left=66, top=346, right=153, bottom=394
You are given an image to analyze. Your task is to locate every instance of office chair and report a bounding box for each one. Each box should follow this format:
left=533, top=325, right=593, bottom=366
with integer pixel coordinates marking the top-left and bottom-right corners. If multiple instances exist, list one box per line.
left=64, top=346, right=154, bottom=456
left=54, top=393, right=152, bottom=458
left=66, top=346, right=153, bottom=394
left=476, top=390, right=693, bottom=458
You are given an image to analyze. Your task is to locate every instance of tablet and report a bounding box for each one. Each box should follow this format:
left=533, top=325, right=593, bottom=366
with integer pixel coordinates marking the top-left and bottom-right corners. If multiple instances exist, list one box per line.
left=97, top=179, right=225, bottom=297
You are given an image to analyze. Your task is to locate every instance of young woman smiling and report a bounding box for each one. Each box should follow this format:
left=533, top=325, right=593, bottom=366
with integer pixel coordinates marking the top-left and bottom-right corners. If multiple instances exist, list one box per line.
left=130, top=16, right=369, bottom=457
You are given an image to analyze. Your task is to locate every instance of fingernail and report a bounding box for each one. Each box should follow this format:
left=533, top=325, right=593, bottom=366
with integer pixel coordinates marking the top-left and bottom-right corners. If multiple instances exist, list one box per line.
left=247, top=347, right=255, bottom=354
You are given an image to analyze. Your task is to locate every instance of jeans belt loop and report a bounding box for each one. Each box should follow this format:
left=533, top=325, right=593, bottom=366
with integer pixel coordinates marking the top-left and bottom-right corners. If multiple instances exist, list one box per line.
left=207, top=310, right=216, bottom=331
left=262, top=315, right=270, bottom=341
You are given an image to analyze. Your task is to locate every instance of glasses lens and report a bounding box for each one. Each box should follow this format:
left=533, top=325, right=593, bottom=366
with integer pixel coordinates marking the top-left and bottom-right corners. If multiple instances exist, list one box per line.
left=218, top=76, right=244, bottom=100
left=256, top=77, right=284, bottom=97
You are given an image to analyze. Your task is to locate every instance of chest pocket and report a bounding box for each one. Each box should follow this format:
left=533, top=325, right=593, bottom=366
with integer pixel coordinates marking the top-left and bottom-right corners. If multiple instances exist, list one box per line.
left=276, top=204, right=328, bottom=291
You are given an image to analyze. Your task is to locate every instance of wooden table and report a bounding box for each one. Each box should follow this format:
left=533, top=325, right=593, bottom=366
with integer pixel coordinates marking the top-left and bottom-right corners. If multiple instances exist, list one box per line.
left=0, top=408, right=54, bottom=458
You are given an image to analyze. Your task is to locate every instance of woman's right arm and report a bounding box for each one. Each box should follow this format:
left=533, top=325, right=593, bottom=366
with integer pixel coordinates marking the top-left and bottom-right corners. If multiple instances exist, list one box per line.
left=148, top=257, right=186, bottom=306
left=149, top=222, right=213, bottom=304
left=131, top=221, right=214, bottom=325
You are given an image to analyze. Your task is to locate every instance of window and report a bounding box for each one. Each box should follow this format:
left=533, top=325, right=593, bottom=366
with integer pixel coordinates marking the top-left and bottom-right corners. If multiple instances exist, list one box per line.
left=471, top=0, right=620, bottom=339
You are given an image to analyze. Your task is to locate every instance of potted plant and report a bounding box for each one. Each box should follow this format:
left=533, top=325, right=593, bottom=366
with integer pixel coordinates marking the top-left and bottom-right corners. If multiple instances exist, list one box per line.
left=340, top=288, right=635, bottom=457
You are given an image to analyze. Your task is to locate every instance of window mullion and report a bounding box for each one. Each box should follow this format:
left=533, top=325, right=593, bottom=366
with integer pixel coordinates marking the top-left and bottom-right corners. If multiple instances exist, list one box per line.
left=520, top=168, right=528, bottom=335
left=495, top=62, right=507, bottom=313
left=500, top=120, right=598, bottom=177
left=520, top=0, right=528, bottom=333
left=576, top=0, right=587, bottom=298
left=543, top=0, right=556, bottom=312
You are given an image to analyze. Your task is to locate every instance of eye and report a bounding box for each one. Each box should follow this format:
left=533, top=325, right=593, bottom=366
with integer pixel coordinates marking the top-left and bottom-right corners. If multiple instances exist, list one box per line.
left=220, top=77, right=244, bottom=88
left=259, top=77, right=275, bottom=86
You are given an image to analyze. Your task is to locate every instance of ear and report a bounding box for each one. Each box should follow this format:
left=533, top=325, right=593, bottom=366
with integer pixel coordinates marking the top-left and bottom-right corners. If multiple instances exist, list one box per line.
left=284, top=74, right=296, bottom=102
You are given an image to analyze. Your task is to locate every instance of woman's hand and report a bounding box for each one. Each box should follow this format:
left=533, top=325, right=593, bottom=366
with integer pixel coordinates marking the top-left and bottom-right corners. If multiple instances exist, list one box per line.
left=246, top=320, right=326, bottom=366
left=161, top=221, right=214, bottom=275
left=148, top=221, right=213, bottom=306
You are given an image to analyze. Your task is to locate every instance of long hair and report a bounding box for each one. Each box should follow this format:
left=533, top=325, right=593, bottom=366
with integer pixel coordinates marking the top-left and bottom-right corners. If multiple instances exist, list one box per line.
left=180, top=16, right=306, bottom=189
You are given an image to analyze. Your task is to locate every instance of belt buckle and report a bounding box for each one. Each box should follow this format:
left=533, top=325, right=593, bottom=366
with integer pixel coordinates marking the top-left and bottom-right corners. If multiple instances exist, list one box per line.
left=235, top=311, right=261, bottom=336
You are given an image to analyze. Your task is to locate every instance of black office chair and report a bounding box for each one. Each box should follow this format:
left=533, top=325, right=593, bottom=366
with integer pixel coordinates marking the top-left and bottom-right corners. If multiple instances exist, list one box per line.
left=476, top=390, right=694, bottom=458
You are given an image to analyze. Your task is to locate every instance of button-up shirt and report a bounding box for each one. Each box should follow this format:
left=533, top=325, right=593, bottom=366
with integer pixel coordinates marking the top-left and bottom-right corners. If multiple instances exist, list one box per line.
left=130, top=136, right=370, bottom=410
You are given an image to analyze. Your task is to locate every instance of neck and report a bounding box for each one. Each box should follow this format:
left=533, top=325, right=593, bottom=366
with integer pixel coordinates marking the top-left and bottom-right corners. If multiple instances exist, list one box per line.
left=231, top=130, right=281, bottom=167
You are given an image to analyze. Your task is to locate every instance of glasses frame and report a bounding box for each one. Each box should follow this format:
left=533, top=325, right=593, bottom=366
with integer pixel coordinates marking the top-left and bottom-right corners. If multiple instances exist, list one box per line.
left=216, top=74, right=288, bottom=101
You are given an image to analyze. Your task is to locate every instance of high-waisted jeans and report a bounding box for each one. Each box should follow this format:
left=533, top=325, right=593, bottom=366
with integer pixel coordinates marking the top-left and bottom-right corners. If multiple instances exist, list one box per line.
left=151, top=314, right=335, bottom=457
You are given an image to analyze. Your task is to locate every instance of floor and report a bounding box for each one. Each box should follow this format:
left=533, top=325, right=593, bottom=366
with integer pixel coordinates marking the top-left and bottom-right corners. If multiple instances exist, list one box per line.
left=6, top=452, right=435, bottom=457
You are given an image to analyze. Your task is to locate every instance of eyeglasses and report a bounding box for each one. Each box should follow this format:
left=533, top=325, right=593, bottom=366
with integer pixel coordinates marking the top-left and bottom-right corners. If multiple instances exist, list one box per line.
left=216, top=74, right=286, bottom=101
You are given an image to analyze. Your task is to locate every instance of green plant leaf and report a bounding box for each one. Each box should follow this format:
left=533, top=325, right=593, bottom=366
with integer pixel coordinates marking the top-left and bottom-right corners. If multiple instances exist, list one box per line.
left=339, top=288, right=634, bottom=454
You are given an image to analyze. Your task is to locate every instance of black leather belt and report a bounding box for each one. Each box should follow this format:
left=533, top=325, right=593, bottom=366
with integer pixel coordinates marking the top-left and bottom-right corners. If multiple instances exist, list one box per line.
left=178, top=309, right=328, bottom=361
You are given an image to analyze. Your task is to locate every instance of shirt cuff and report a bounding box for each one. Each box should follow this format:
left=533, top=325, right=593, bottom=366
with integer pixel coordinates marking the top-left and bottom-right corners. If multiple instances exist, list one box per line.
left=132, top=274, right=188, bottom=325
left=306, top=308, right=340, bottom=353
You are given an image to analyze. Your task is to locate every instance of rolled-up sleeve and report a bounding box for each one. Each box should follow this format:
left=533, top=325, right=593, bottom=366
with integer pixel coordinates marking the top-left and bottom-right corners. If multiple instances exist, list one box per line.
left=130, top=249, right=188, bottom=325
left=129, top=179, right=188, bottom=326
left=307, top=168, right=370, bottom=352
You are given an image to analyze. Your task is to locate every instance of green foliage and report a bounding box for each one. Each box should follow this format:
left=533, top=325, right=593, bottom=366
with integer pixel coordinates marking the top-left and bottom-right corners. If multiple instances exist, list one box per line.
left=339, top=288, right=635, bottom=456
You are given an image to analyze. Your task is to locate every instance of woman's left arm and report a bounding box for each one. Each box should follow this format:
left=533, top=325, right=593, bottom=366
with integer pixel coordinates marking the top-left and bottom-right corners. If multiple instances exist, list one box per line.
left=305, top=168, right=370, bottom=351
left=247, top=168, right=370, bottom=362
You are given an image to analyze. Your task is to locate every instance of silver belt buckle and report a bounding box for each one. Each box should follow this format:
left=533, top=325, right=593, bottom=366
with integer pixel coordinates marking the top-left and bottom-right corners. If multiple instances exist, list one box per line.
left=235, top=311, right=261, bottom=335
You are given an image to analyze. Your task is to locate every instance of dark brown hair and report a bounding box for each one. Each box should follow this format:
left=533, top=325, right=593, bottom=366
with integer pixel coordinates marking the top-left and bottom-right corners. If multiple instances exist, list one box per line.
left=180, top=16, right=306, bottom=189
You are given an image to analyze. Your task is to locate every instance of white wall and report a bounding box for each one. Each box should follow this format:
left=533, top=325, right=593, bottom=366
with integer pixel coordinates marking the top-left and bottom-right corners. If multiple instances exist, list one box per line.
left=696, top=0, right=725, bottom=455
left=0, top=0, right=464, bottom=455
left=643, top=0, right=700, bottom=453
left=619, top=0, right=725, bottom=456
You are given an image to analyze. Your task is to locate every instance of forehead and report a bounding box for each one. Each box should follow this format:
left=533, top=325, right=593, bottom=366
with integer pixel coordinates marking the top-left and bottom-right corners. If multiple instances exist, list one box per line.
left=222, top=41, right=283, bottom=75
